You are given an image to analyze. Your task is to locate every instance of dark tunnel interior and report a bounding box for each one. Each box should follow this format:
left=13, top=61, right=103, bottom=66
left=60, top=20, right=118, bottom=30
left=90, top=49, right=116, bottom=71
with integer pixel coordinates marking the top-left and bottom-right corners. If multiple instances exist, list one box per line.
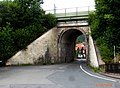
left=59, top=29, right=84, bottom=63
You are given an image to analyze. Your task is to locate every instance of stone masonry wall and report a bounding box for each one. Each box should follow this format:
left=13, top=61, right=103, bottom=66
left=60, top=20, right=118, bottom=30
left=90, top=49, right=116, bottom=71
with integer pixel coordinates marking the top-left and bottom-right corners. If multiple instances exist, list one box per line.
left=6, top=27, right=60, bottom=65
left=6, top=25, right=99, bottom=68
left=89, top=35, right=99, bottom=67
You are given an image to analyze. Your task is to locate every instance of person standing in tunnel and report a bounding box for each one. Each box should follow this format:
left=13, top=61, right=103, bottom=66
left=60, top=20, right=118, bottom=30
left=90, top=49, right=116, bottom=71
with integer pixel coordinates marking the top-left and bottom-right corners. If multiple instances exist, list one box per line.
left=81, top=47, right=86, bottom=58
left=81, top=47, right=84, bottom=58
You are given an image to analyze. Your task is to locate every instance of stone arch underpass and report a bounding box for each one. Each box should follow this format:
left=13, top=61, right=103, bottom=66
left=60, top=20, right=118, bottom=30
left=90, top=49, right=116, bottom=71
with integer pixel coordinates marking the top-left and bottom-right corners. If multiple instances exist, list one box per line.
left=58, top=28, right=88, bottom=63
left=6, top=24, right=99, bottom=67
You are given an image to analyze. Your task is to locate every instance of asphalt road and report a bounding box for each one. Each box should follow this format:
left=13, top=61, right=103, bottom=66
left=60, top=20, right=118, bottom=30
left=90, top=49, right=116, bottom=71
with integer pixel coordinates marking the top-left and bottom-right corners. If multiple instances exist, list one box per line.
left=0, top=59, right=120, bottom=88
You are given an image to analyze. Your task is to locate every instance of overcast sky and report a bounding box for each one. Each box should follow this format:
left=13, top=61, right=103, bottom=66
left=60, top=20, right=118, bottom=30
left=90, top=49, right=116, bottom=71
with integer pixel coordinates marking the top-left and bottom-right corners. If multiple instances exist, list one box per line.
left=41, top=0, right=95, bottom=10
left=0, top=0, right=95, bottom=11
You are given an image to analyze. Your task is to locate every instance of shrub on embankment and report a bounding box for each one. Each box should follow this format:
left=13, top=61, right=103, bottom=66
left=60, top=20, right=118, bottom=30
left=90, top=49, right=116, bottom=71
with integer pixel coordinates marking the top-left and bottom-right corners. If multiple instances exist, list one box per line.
left=88, top=0, right=120, bottom=63
left=0, top=0, right=57, bottom=66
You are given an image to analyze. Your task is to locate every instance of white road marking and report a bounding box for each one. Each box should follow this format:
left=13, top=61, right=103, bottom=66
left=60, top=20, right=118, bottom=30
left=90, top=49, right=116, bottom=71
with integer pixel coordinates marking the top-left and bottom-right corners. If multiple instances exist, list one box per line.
left=75, top=59, right=86, bottom=61
left=80, top=65, right=117, bottom=82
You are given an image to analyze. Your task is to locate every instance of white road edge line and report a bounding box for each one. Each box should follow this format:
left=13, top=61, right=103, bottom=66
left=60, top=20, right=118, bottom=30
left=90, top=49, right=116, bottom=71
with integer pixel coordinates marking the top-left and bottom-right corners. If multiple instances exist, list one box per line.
left=80, top=65, right=117, bottom=82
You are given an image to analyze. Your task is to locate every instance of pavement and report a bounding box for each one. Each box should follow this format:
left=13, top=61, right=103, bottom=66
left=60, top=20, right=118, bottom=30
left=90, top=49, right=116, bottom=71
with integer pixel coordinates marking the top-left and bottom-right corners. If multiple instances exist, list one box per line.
left=0, top=60, right=120, bottom=88
left=99, top=72, right=120, bottom=79
left=97, top=55, right=120, bottom=80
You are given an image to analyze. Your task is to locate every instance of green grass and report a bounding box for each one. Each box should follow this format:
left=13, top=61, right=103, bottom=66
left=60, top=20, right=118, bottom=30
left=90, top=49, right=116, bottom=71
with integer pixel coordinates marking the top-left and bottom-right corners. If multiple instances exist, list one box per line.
left=88, top=64, right=104, bottom=73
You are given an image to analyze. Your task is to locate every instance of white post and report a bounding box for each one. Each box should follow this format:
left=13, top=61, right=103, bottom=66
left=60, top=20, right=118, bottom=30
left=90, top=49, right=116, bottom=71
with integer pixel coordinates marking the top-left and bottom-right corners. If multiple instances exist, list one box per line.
left=114, top=45, right=116, bottom=63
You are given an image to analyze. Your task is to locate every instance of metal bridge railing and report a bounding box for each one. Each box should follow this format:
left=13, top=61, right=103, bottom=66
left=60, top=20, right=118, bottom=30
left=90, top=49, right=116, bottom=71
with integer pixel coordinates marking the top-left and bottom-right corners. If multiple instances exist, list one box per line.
left=45, top=6, right=95, bottom=17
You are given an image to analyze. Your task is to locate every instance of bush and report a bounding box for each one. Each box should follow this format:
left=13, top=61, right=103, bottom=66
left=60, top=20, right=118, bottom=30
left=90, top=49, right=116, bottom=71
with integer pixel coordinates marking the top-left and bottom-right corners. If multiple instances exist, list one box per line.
left=0, top=0, right=57, bottom=66
left=13, top=24, right=45, bottom=50
left=0, top=22, right=47, bottom=66
left=0, top=23, right=15, bottom=65
left=41, top=13, right=57, bottom=29
left=96, top=38, right=113, bottom=63
left=89, top=0, right=120, bottom=63
left=99, top=44, right=113, bottom=63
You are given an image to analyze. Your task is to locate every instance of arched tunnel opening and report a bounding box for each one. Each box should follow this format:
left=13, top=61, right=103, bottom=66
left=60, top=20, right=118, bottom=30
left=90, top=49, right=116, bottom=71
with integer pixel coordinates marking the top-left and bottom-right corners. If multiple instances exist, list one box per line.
left=75, top=34, right=86, bottom=59
left=58, top=29, right=87, bottom=63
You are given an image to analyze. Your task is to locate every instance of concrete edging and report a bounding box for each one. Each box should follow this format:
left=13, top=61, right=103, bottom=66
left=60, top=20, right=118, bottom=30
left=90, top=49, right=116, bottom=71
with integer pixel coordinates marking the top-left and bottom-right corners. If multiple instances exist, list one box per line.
left=99, top=72, right=120, bottom=79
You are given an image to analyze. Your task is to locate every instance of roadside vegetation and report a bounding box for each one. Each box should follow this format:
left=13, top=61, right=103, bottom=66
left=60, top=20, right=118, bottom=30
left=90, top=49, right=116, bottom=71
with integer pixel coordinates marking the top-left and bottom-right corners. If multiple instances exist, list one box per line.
left=0, top=0, right=57, bottom=66
left=76, top=34, right=85, bottom=44
left=88, top=64, right=104, bottom=73
left=88, top=0, right=120, bottom=63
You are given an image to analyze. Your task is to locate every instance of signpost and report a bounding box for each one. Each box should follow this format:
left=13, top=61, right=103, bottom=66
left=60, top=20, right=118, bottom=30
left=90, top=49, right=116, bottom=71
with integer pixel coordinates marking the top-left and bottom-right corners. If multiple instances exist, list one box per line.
left=114, top=45, right=116, bottom=63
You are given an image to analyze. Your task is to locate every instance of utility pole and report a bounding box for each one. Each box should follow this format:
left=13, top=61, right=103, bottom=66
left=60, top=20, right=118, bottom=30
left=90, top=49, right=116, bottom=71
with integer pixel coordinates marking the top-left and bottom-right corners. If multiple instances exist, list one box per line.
left=40, top=0, right=44, bottom=4
left=54, top=4, right=56, bottom=16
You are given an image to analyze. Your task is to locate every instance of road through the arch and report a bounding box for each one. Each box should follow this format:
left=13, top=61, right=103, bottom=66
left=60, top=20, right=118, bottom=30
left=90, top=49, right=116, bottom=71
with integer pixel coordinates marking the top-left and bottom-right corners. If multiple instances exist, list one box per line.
left=0, top=59, right=120, bottom=88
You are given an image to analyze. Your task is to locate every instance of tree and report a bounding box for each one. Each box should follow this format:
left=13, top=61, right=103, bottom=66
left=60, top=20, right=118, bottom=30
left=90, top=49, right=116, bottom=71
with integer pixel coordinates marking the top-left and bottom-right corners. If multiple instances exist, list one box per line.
left=76, top=34, right=85, bottom=44
left=41, top=13, right=57, bottom=29
left=0, top=0, right=57, bottom=66
left=89, top=0, right=120, bottom=63
left=0, top=0, right=45, bottom=29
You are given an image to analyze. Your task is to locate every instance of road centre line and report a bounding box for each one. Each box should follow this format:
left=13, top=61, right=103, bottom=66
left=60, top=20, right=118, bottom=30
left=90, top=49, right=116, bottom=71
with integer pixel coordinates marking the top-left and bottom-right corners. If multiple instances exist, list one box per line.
left=80, top=65, right=117, bottom=82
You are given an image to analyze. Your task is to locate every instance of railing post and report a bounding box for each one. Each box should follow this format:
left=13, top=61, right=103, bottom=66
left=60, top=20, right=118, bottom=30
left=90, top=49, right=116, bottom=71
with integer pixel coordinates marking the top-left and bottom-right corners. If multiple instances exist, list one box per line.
left=88, top=6, right=90, bottom=15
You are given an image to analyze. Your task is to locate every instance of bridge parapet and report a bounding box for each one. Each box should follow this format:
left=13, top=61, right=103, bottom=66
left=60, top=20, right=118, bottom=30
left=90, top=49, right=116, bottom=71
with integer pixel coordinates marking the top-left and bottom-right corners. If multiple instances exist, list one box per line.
left=57, top=23, right=88, bottom=28
left=57, top=14, right=89, bottom=28
left=57, top=15, right=88, bottom=23
left=45, top=6, right=95, bottom=17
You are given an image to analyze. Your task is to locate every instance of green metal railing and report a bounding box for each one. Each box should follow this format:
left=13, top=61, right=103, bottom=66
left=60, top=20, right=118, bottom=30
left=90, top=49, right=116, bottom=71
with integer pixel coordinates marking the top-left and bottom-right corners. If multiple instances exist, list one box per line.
left=45, top=6, right=95, bottom=17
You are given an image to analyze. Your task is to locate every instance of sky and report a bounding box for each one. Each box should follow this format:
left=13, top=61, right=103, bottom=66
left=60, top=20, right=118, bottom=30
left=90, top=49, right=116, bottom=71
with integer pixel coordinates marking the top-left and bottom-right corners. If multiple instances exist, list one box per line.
left=0, top=0, right=95, bottom=12
left=41, top=0, right=95, bottom=10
